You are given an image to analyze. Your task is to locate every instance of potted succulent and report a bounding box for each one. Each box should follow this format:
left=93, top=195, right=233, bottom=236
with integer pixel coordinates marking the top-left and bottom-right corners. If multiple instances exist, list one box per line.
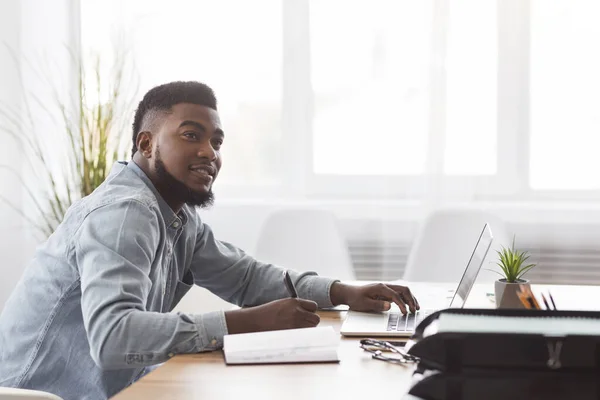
left=493, top=238, right=537, bottom=308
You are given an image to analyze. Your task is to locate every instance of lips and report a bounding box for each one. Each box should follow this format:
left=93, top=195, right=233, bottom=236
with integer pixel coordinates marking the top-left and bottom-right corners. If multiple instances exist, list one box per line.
left=189, top=164, right=216, bottom=177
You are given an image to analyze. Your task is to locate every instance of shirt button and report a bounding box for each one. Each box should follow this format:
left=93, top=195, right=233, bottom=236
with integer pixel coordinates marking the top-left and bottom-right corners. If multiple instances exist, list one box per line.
left=211, top=339, right=217, bottom=346
left=168, top=353, right=174, bottom=357
left=172, top=220, right=180, bottom=228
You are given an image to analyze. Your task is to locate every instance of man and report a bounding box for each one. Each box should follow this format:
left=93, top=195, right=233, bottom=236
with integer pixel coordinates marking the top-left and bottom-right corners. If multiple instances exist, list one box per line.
left=0, top=81, right=419, bottom=400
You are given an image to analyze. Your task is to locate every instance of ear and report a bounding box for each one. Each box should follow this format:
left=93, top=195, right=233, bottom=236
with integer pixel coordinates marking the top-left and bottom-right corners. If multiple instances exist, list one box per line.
left=136, top=131, right=153, bottom=159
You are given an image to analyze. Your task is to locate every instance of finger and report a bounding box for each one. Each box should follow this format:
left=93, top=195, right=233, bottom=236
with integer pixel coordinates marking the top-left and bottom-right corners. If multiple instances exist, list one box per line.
left=302, top=312, right=321, bottom=327
left=401, top=289, right=419, bottom=313
left=398, top=293, right=416, bottom=314
left=363, top=298, right=392, bottom=313
left=296, top=308, right=320, bottom=326
left=296, top=299, right=318, bottom=312
left=412, top=292, right=420, bottom=310
left=372, top=284, right=407, bottom=314
left=388, top=285, right=419, bottom=313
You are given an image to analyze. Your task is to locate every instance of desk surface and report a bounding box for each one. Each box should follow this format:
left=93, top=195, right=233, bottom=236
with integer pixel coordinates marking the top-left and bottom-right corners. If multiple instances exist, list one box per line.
left=111, top=283, right=598, bottom=399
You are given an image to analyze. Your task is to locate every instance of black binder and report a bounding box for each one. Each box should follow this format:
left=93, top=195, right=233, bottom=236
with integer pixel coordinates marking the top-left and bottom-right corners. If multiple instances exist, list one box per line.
left=404, top=308, right=600, bottom=400
left=408, top=368, right=600, bottom=400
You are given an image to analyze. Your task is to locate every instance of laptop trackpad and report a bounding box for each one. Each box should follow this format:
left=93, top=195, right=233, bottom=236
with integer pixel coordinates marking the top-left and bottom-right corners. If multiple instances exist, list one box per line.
left=342, top=311, right=390, bottom=334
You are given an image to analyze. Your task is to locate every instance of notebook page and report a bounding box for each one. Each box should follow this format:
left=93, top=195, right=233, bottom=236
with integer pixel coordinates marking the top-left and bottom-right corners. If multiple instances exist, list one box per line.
left=225, top=346, right=338, bottom=364
left=224, top=326, right=338, bottom=352
left=437, top=314, right=600, bottom=336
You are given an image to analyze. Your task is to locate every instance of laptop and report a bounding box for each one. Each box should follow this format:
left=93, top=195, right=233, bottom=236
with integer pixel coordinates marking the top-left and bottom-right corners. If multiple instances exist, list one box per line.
left=340, top=223, right=494, bottom=337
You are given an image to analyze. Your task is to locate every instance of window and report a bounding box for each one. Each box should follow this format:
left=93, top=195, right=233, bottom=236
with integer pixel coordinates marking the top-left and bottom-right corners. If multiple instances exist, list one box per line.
left=444, top=0, right=497, bottom=176
left=310, top=0, right=431, bottom=176
left=81, top=0, right=283, bottom=187
left=80, top=0, right=600, bottom=200
left=530, top=0, right=600, bottom=191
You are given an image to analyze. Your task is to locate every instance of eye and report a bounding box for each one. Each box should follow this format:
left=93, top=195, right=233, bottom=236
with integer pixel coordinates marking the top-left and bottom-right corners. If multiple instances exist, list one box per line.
left=212, top=138, right=224, bottom=150
left=183, top=131, right=198, bottom=140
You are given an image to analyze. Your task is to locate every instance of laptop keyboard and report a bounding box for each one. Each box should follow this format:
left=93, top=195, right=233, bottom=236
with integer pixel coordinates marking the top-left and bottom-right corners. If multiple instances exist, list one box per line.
left=386, top=310, right=433, bottom=332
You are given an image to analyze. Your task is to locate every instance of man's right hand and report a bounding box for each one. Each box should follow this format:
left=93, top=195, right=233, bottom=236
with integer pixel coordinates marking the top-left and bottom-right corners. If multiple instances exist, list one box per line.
left=224, top=298, right=320, bottom=334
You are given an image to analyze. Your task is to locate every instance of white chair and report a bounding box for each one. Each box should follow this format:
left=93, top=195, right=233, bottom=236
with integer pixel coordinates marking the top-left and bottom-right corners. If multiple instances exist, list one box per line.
left=0, top=388, right=63, bottom=400
left=403, top=207, right=512, bottom=283
left=255, top=209, right=356, bottom=280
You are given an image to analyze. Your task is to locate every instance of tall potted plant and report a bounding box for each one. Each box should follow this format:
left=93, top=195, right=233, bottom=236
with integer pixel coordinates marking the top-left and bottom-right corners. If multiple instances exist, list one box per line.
left=0, top=49, right=137, bottom=238
left=493, top=237, right=537, bottom=308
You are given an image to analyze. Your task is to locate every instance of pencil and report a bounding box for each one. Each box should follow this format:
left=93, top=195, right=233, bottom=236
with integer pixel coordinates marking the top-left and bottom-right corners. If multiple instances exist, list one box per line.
left=530, top=293, right=542, bottom=310
left=517, top=291, right=532, bottom=309
left=523, top=286, right=541, bottom=310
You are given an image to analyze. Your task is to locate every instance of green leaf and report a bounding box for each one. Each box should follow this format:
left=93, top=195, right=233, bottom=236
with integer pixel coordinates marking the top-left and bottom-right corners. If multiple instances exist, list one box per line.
left=492, top=236, right=537, bottom=282
left=0, top=43, right=137, bottom=237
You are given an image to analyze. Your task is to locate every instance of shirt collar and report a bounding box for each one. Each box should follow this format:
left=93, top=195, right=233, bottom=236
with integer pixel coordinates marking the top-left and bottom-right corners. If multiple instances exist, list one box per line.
left=123, top=161, right=188, bottom=229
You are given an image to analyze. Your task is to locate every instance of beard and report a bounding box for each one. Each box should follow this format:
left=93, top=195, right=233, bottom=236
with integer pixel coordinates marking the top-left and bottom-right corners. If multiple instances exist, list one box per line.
left=154, top=147, right=215, bottom=209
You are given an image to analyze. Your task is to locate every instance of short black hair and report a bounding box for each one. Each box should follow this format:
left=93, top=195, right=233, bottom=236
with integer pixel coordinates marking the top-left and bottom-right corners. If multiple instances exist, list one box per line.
left=131, top=81, right=218, bottom=157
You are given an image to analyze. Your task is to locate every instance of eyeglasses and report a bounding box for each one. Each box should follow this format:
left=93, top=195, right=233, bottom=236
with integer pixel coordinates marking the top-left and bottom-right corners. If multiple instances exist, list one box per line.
left=359, top=339, right=420, bottom=364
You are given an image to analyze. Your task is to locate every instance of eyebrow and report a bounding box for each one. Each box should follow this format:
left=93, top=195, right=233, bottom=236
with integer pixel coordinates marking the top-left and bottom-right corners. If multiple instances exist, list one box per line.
left=179, top=120, right=225, bottom=136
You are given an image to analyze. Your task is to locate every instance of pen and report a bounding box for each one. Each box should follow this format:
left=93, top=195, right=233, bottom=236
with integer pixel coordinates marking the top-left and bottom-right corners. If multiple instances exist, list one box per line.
left=541, top=293, right=551, bottom=311
left=548, top=292, right=558, bottom=310
left=283, top=270, right=298, bottom=298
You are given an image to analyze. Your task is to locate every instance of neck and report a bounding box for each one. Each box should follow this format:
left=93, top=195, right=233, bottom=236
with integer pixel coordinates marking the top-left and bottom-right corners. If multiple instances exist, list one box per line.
left=132, top=155, right=185, bottom=213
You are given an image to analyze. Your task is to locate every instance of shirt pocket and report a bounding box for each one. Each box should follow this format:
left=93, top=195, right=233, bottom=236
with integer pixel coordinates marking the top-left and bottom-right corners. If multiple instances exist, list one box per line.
left=170, top=269, right=194, bottom=310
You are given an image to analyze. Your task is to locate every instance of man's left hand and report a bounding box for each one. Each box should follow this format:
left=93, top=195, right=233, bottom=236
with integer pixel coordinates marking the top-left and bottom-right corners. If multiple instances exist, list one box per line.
left=330, top=282, right=420, bottom=314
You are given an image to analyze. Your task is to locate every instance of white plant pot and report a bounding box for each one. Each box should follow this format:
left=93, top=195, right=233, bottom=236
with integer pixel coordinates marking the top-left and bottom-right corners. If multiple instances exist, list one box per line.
left=495, top=279, right=530, bottom=309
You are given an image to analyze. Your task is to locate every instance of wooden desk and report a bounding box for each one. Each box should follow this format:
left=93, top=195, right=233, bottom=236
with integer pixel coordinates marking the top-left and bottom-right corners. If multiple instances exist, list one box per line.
left=111, top=283, right=598, bottom=399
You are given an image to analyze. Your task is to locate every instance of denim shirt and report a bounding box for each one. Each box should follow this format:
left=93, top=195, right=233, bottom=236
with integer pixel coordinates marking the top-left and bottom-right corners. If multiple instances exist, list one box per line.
left=0, top=161, right=337, bottom=400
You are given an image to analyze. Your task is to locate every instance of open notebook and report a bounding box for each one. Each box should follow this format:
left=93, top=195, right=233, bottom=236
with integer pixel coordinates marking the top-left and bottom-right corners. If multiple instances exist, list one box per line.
left=223, top=326, right=339, bottom=365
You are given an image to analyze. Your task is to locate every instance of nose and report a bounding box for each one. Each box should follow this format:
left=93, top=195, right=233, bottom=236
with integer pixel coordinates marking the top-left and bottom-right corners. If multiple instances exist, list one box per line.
left=197, top=141, right=217, bottom=161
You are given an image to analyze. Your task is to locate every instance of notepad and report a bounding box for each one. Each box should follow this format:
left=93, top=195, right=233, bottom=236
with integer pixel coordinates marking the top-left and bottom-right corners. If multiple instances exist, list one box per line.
left=223, top=326, right=340, bottom=365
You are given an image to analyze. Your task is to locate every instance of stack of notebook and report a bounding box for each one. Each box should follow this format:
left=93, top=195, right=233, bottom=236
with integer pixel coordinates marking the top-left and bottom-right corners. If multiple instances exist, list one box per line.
left=403, top=308, right=600, bottom=400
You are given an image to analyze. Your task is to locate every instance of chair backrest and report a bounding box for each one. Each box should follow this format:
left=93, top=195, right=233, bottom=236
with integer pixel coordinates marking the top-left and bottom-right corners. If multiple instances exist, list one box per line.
left=403, top=207, right=512, bottom=283
left=255, top=209, right=356, bottom=280
left=0, top=388, right=63, bottom=400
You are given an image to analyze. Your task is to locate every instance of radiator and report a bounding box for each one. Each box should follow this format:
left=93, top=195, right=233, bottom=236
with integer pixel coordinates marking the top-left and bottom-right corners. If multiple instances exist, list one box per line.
left=522, top=248, right=600, bottom=286
left=348, top=240, right=411, bottom=281
left=348, top=241, right=600, bottom=285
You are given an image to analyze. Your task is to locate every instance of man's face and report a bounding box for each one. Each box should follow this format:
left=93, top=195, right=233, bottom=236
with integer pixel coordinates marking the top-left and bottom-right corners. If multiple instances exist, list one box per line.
left=150, top=103, right=224, bottom=207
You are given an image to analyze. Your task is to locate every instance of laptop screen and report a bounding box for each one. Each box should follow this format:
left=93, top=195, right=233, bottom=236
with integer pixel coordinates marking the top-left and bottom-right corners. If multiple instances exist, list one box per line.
left=448, top=223, right=494, bottom=308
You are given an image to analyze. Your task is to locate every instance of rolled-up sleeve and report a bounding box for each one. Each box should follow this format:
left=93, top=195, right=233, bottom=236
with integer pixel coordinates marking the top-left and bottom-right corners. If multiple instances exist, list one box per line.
left=76, top=200, right=226, bottom=370
left=189, top=218, right=339, bottom=309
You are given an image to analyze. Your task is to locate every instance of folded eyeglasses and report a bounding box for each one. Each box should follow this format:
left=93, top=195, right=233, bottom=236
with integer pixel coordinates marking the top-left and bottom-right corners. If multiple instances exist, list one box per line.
left=359, top=338, right=420, bottom=364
